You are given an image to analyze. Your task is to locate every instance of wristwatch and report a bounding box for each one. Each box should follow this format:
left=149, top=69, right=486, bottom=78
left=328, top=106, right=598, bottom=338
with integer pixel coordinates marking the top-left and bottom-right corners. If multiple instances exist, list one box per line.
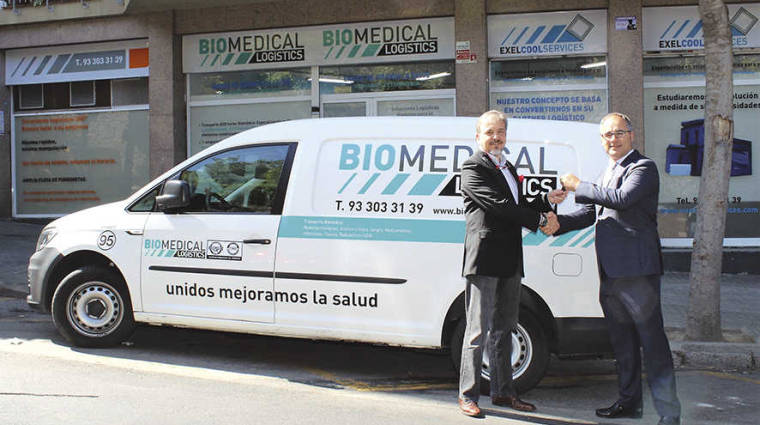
left=538, top=212, right=548, bottom=227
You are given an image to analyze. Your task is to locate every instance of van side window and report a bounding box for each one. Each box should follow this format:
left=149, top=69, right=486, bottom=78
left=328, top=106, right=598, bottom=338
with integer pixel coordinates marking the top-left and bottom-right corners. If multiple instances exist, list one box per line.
left=128, top=187, right=160, bottom=212
left=179, top=144, right=291, bottom=214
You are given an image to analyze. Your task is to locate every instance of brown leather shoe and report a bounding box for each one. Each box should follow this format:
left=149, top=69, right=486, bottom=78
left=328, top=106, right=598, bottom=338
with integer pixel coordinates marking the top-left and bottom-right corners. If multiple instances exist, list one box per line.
left=492, top=396, right=536, bottom=412
left=458, top=398, right=483, bottom=417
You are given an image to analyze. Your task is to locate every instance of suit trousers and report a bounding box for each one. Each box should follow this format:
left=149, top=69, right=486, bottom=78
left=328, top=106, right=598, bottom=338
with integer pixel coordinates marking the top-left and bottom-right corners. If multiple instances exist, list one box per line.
left=599, top=273, right=681, bottom=418
left=459, top=271, right=521, bottom=402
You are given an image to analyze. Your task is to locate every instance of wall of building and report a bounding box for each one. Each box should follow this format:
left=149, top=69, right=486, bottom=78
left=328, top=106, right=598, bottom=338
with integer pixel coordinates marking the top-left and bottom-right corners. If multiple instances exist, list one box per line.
left=0, top=52, right=10, bottom=218
left=2, top=0, right=759, bottom=243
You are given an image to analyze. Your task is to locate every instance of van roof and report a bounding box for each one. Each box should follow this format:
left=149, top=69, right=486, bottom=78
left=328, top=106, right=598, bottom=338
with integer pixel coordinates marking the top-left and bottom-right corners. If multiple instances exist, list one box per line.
left=210, top=116, right=600, bottom=153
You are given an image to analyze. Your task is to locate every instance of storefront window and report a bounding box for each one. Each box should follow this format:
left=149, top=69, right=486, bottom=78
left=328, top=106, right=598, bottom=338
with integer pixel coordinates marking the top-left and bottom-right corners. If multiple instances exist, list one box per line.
left=489, top=56, right=608, bottom=123
left=319, top=61, right=454, bottom=94
left=189, top=68, right=311, bottom=101
left=188, top=102, right=311, bottom=155
left=14, top=110, right=149, bottom=216
left=644, top=54, right=760, bottom=241
left=188, top=68, right=312, bottom=155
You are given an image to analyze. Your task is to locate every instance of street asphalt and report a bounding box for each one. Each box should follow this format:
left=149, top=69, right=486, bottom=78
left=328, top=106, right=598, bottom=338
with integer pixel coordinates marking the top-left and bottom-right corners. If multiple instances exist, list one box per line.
left=1, top=218, right=758, bottom=370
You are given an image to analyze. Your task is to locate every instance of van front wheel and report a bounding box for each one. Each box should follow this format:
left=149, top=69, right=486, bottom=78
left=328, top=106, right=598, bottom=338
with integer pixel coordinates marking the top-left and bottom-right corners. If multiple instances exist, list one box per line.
left=450, top=309, right=549, bottom=393
left=51, top=266, right=135, bottom=348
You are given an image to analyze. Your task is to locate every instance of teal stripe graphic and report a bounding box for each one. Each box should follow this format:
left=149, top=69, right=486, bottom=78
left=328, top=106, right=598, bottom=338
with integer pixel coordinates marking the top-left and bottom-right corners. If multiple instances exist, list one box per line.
left=382, top=174, right=410, bottom=195
left=582, top=238, right=595, bottom=248
left=339, top=173, right=357, bottom=194
left=34, top=55, right=52, bottom=75
left=200, top=55, right=209, bottom=66
left=348, top=45, right=362, bottom=58
left=222, top=53, right=235, bottom=65
left=408, top=174, right=446, bottom=195
left=569, top=228, right=595, bottom=247
left=324, top=47, right=334, bottom=60
left=279, top=216, right=464, bottom=243
left=47, top=54, right=70, bottom=74
left=11, top=57, right=25, bottom=77
left=210, top=55, right=220, bottom=66
left=335, top=46, right=346, bottom=59
left=144, top=249, right=176, bottom=257
left=22, top=57, right=37, bottom=76
left=358, top=173, right=381, bottom=194
left=362, top=44, right=381, bottom=57
left=549, top=230, right=579, bottom=247
left=236, top=52, right=252, bottom=64
left=522, top=231, right=547, bottom=246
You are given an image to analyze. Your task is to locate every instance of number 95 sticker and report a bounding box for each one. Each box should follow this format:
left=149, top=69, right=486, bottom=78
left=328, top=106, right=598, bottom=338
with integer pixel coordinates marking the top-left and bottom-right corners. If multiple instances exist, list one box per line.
left=97, top=230, right=116, bottom=250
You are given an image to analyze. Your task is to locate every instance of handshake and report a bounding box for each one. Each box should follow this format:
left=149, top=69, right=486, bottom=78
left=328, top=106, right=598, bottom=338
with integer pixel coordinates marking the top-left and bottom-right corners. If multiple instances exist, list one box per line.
left=540, top=211, right=560, bottom=235
left=539, top=173, right=579, bottom=236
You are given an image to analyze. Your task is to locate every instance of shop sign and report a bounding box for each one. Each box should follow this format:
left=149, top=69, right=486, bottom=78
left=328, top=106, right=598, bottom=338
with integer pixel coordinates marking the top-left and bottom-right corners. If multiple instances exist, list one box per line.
left=487, top=10, right=607, bottom=58
left=643, top=4, right=760, bottom=51
left=5, top=40, right=149, bottom=85
left=182, top=17, right=455, bottom=73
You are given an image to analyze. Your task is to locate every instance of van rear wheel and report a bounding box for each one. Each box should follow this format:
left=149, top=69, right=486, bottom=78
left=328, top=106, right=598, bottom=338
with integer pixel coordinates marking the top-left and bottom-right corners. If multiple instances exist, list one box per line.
left=51, top=266, right=135, bottom=348
left=450, top=309, right=549, bottom=393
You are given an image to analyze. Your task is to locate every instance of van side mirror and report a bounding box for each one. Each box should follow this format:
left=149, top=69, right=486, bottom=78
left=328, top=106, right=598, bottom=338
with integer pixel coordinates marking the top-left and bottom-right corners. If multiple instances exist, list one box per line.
left=156, top=180, right=190, bottom=212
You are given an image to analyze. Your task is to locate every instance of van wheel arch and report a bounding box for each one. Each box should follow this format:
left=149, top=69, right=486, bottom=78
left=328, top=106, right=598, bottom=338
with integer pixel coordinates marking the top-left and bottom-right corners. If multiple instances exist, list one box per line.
left=43, top=250, right=126, bottom=312
left=51, top=265, right=135, bottom=347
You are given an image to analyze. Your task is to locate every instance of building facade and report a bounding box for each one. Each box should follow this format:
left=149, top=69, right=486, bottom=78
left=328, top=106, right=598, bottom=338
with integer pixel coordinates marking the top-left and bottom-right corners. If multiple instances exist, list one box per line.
left=1, top=0, right=759, bottom=267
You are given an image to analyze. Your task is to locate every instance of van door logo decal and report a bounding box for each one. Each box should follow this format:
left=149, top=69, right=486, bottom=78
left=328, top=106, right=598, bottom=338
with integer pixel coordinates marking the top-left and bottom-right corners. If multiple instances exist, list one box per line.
left=207, top=239, right=242, bottom=261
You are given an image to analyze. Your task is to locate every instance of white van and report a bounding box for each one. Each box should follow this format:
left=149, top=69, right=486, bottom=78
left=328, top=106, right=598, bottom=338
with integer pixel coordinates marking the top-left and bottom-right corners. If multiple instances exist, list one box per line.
left=27, top=117, right=610, bottom=392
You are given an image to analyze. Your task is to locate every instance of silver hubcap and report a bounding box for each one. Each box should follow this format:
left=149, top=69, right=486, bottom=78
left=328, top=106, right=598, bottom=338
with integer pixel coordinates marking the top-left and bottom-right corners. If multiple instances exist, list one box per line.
left=481, top=323, right=533, bottom=381
left=66, top=281, right=123, bottom=337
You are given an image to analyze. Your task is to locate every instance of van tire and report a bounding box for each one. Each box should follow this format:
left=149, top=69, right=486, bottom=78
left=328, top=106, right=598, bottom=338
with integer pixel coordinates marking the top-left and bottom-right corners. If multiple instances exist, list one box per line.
left=51, top=266, right=135, bottom=348
left=449, top=309, right=549, bottom=394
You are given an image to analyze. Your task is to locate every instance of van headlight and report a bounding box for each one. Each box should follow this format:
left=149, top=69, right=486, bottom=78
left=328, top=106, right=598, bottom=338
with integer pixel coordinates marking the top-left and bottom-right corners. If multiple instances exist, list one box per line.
left=36, top=228, right=57, bottom=252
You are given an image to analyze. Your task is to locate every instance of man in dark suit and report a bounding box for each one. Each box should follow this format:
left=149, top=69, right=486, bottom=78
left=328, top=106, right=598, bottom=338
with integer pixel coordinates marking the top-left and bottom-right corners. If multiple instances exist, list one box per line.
left=458, top=110, right=563, bottom=417
left=550, top=112, right=681, bottom=425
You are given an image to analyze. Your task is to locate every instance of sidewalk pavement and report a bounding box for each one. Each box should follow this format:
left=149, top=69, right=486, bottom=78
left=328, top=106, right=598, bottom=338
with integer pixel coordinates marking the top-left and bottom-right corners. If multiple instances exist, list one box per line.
left=1, top=218, right=758, bottom=370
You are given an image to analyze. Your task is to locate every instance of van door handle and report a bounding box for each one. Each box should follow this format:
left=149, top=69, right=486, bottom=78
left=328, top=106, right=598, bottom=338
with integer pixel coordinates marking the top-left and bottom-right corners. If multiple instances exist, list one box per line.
left=243, top=239, right=271, bottom=245
left=126, top=230, right=144, bottom=235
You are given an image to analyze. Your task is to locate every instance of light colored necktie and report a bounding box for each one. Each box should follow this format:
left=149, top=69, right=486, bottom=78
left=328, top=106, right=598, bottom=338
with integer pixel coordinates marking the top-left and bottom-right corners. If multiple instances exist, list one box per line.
left=603, top=163, right=617, bottom=188
left=598, top=163, right=617, bottom=217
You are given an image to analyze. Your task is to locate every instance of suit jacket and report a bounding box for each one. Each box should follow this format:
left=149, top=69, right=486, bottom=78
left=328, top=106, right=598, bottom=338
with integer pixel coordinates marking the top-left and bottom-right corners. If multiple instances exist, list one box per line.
left=461, top=151, right=553, bottom=278
left=556, top=149, right=663, bottom=278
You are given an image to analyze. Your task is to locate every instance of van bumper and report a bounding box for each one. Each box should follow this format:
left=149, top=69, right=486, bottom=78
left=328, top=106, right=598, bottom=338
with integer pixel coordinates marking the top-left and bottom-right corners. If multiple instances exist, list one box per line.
left=26, top=247, right=63, bottom=313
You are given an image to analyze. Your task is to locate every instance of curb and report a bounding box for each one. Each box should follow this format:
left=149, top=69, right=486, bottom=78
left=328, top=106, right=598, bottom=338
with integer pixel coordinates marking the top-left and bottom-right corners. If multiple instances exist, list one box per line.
left=671, top=340, right=759, bottom=370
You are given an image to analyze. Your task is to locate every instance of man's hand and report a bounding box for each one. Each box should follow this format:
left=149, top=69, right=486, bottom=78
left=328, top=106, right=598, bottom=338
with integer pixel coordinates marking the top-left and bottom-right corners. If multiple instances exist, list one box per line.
left=560, top=173, right=580, bottom=192
left=540, top=211, right=560, bottom=235
left=547, top=188, right=567, bottom=204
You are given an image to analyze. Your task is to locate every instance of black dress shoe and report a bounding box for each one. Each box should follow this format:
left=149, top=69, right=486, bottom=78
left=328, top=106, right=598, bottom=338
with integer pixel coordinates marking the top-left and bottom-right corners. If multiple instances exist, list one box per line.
left=595, top=401, right=643, bottom=419
left=658, top=416, right=680, bottom=425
